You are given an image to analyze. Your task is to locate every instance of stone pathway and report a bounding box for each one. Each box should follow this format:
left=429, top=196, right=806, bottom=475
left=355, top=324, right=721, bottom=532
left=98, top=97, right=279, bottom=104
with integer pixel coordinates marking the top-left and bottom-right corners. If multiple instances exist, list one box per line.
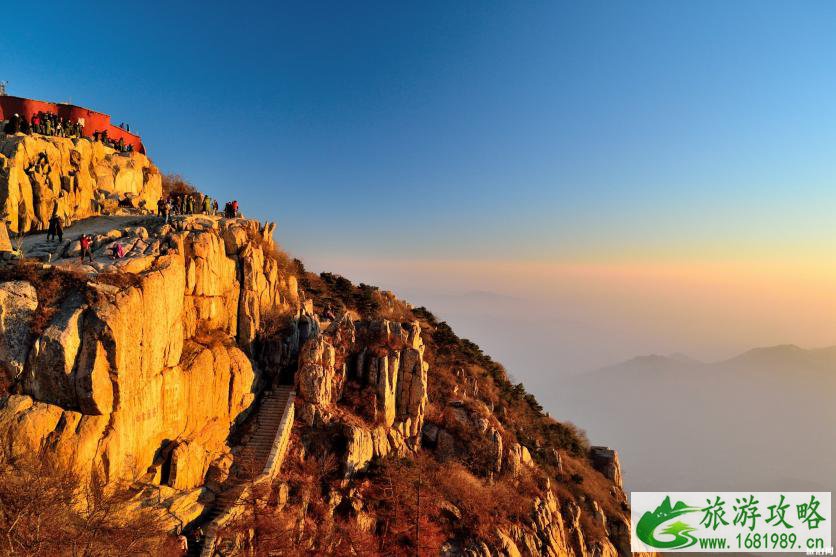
left=20, top=214, right=149, bottom=253
left=188, top=385, right=295, bottom=557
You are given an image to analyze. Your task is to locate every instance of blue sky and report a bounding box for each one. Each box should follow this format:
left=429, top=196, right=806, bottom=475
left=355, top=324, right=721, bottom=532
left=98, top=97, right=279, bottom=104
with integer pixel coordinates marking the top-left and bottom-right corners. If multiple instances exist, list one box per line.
left=4, top=2, right=836, bottom=376
left=5, top=1, right=836, bottom=262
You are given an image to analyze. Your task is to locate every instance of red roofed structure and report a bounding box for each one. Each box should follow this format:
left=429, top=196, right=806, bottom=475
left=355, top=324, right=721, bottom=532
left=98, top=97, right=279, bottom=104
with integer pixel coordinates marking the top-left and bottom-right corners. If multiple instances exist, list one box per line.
left=0, top=95, right=145, bottom=154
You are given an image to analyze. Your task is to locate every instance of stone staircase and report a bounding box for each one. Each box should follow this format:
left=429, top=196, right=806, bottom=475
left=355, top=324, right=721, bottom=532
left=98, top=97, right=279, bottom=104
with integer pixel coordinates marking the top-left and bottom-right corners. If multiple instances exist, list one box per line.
left=187, top=385, right=295, bottom=556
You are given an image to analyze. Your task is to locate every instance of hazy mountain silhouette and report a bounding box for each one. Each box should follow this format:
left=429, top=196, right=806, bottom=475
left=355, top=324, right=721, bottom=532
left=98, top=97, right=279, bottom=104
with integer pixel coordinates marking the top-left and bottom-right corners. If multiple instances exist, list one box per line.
left=556, top=345, right=836, bottom=494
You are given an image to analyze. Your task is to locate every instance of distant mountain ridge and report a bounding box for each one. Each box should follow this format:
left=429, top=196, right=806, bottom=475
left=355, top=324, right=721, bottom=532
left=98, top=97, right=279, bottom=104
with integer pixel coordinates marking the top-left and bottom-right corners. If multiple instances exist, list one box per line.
left=598, top=343, right=836, bottom=375
left=559, top=342, right=836, bottom=493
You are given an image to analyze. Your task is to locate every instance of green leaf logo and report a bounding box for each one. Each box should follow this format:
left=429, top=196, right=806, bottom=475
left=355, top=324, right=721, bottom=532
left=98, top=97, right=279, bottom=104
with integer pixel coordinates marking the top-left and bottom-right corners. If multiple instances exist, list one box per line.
left=636, top=496, right=701, bottom=549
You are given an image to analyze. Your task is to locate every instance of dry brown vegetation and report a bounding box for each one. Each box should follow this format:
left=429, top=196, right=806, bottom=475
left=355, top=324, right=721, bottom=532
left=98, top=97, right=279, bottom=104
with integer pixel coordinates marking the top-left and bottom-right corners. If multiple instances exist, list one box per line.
left=160, top=173, right=198, bottom=197
left=288, top=266, right=617, bottom=551
left=0, top=454, right=176, bottom=556
left=0, top=262, right=90, bottom=335
left=298, top=271, right=414, bottom=321
left=0, top=261, right=151, bottom=394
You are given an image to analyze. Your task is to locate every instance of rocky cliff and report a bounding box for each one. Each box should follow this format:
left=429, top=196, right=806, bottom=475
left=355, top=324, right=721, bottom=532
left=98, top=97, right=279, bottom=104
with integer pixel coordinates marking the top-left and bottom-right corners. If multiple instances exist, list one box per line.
left=0, top=134, right=161, bottom=234
left=0, top=142, right=646, bottom=554
left=0, top=214, right=301, bottom=529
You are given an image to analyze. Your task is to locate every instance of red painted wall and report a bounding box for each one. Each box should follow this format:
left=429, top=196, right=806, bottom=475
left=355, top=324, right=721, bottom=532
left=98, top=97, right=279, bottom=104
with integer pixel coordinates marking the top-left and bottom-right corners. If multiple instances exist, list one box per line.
left=0, top=95, right=145, bottom=154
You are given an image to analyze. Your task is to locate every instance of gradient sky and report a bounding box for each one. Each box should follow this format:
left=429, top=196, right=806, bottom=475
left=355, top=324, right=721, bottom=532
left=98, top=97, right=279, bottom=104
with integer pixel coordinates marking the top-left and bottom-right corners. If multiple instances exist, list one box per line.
left=4, top=1, right=836, bottom=378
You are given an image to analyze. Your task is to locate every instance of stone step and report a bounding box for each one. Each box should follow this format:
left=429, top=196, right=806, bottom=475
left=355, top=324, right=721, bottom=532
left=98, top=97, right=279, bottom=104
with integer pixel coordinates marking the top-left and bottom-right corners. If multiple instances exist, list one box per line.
left=254, top=435, right=277, bottom=442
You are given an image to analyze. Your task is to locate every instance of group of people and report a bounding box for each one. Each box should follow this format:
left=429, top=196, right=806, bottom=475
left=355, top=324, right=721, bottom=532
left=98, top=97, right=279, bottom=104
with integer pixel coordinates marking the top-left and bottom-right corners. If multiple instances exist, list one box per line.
left=92, top=129, right=134, bottom=152
left=45, top=203, right=64, bottom=243
left=3, top=112, right=134, bottom=152
left=39, top=191, right=240, bottom=266
left=4, top=111, right=84, bottom=138
left=223, top=200, right=239, bottom=218
left=157, top=193, right=226, bottom=223
left=176, top=526, right=203, bottom=555
left=75, top=233, right=124, bottom=264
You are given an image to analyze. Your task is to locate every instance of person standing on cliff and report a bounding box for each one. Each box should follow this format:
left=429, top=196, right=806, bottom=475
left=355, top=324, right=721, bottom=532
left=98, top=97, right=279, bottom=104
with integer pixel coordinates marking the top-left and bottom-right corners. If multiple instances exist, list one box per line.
left=46, top=201, right=60, bottom=242
left=79, top=234, right=94, bottom=264
left=46, top=217, right=57, bottom=242
left=8, top=114, right=21, bottom=134
left=54, top=216, right=63, bottom=243
left=176, top=530, right=188, bottom=555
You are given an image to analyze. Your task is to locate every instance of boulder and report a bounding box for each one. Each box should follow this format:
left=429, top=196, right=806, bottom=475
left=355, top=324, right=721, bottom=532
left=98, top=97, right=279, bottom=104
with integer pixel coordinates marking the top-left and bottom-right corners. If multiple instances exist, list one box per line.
left=296, top=336, right=337, bottom=407
left=168, top=440, right=212, bottom=491
left=506, top=443, right=534, bottom=477
left=0, top=222, right=11, bottom=252
left=22, top=292, right=85, bottom=407
left=0, top=280, right=37, bottom=381
left=589, top=446, right=623, bottom=488
left=344, top=425, right=374, bottom=476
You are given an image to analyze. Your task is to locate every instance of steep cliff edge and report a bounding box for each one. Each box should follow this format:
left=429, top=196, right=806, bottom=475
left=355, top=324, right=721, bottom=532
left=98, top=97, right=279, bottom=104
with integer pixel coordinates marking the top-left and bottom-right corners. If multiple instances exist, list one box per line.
left=0, top=214, right=301, bottom=531
left=0, top=157, right=646, bottom=554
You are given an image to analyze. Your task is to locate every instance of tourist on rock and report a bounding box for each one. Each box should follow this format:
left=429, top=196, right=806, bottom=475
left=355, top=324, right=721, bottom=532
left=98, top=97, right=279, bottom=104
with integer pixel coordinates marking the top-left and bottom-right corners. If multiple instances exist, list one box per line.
left=212, top=199, right=219, bottom=215
left=192, top=526, right=204, bottom=548
left=79, top=234, right=94, bottom=264
left=232, top=200, right=239, bottom=217
left=202, top=195, right=212, bottom=214
left=54, top=216, right=63, bottom=242
left=176, top=529, right=188, bottom=555
left=108, top=242, right=125, bottom=259
left=46, top=216, right=57, bottom=242
left=8, top=113, right=21, bottom=134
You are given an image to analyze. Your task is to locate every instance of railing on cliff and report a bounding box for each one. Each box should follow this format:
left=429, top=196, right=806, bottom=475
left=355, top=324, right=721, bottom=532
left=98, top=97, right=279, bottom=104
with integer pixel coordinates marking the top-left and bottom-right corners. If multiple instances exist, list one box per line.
left=199, top=387, right=295, bottom=557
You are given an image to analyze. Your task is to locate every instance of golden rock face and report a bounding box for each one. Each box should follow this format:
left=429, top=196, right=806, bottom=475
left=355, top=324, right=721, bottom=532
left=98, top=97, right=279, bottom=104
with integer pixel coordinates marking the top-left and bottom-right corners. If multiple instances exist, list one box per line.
left=0, top=218, right=298, bottom=492
left=0, top=134, right=162, bottom=234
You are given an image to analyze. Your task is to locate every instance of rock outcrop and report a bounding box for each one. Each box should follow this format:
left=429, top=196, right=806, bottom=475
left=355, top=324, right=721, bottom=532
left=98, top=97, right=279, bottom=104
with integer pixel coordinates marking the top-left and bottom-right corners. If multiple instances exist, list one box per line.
left=590, top=446, right=623, bottom=488
left=295, top=315, right=429, bottom=474
left=0, top=280, right=37, bottom=381
left=0, top=134, right=161, bottom=233
left=0, top=215, right=299, bottom=490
